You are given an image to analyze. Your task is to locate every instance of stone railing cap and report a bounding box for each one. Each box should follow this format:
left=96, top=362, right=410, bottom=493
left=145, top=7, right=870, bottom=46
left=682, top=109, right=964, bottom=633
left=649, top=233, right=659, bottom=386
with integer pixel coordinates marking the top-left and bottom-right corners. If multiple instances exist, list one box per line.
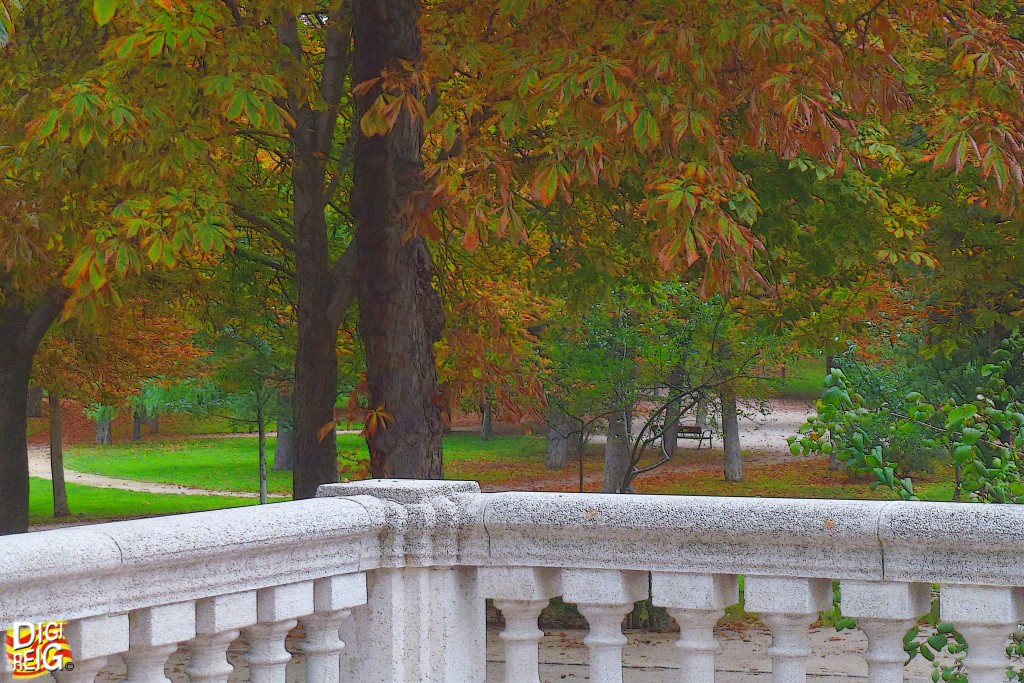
left=317, top=479, right=480, bottom=504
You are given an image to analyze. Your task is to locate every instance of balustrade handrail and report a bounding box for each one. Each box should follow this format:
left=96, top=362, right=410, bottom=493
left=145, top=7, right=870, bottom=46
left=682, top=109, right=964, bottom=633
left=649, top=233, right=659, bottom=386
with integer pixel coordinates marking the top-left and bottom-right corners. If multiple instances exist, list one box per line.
left=2, top=479, right=1023, bottom=683
left=4, top=480, right=1024, bottom=625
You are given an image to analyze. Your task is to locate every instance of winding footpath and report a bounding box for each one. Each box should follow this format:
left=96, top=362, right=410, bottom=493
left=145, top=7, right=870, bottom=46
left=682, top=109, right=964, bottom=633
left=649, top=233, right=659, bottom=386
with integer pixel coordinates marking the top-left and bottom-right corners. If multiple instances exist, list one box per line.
left=26, top=400, right=816, bottom=498
left=26, top=445, right=277, bottom=499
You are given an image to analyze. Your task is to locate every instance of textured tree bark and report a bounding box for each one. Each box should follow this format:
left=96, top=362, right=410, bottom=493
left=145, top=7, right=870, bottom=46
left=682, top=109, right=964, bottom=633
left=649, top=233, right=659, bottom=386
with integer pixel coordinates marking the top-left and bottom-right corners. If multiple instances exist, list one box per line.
left=48, top=389, right=69, bottom=517
left=696, top=400, right=708, bottom=431
left=26, top=384, right=43, bottom=418
left=721, top=384, right=743, bottom=482
left=257, top=395, right=268, bottom=505
left=602, top=408, right=632, bottom=493
left=546, top=408, right=582, bottom=470
left=133, top=406, right=143, bottom=441
left=95, top=415, right=112, bottom=445
left=0, top=289, right=66, bottom=535
left=0, top=350, right=34, bottom=533
left=286, top=6, right=352, bottom=499
left=662, top=399, right=680, bottom=459
left=824, top=355, right=842, bottom=470
left=662, top=370, right=682, bottom=459
left=273, top=392, right=295, bottom=471
left=480, top=401, right=492, bottom=441
left=353, top=0, right=445, bottom=480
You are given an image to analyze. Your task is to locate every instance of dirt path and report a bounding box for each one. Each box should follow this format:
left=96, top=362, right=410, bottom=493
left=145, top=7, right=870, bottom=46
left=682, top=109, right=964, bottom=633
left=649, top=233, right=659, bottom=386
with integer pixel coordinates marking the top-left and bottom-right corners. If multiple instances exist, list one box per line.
left=30, top=399, right=817, bottom=497
left=27, top=446, right=283, bottom=499
left=479, top=398, right=819, bottom=493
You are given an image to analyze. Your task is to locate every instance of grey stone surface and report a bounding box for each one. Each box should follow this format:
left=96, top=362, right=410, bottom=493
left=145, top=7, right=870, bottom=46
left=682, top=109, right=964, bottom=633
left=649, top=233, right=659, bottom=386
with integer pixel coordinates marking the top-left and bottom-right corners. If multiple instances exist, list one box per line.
left=0, top=499, right=374, bottom=624
left=481, top=492, right=890, bottom=580
left=51, top=625, right=948, bottom=682
left=316, top=479, right=480, bottom=504
left=880, top=501, right=1024, bottom=585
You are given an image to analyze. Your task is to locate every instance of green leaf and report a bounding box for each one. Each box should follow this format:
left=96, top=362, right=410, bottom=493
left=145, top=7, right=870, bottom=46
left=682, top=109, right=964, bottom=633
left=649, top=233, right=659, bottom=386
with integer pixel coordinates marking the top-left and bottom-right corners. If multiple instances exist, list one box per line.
left=93, top=0, right=117, bottom=26
left=961, top=427, right=982, bottom=446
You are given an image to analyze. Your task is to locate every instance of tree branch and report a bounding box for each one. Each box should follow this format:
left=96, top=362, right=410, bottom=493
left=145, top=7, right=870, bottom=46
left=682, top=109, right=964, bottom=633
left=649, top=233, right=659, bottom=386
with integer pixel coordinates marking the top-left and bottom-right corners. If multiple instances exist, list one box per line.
left=230, top=203, right=297, bottom=252
left=19, top=286, right=69, bottom=352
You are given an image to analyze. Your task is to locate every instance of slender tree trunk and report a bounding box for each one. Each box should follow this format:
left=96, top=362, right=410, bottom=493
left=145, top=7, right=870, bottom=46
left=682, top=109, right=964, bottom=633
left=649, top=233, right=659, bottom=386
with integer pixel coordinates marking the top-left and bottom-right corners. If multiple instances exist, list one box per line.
left=257, top=396, right=268, bottom=506
left=95, top=415, right=112, bottom=445
left=48, top=389, right=69, bottom=517
left=721, top=384, right=743, bottom=482
left=0, top=289, right=67, bottom=535
left=27, top=384, right=43, bottom=418
left=480, top=401, right=492, bottom=441
left=662, top=368, right=682, bottom=458
left=546, top=407, right=582, bottom=470
left=602, top=408, right=632, bottom=493
left=696, top=400, right=708, bottom=431
left=353, top=0, right=445, bottom=480
left=133, top=406, right=143, bottom=441
left=273, top=392, right=295, bottom=471
left=824, top=355, right=843, bottom=470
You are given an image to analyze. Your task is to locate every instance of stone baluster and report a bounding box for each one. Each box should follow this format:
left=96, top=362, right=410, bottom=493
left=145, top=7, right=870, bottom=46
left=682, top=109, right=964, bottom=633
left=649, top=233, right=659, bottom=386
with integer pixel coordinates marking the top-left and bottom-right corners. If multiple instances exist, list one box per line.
left=562, top=568, right=648, bottom=683
left=478, top=566, right=562, bottom=683
left=52, top=615, right=130, bottom=683
left=745, top=576, right=832, bottom=683
left=122, top=601, right=196, bottom=683
left=651, top=572, right=739, bottom=683
left=242, top=581, right=314, bottom=683
left=0, top=638, right=11, bottom=683
left=940, top=585, right=1024, bottom=683
left=184, top=590, right=258, bottom=683
left=298, top=573, right=367, bottom=683
left=842, top=581, right=930, bottom=683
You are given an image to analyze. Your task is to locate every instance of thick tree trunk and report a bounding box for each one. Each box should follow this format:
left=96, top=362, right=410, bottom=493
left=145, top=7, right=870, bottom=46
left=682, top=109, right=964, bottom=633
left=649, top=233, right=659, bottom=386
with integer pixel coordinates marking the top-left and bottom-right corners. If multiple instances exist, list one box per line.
left=0, top=352, right=34, bottom=534
left=95, top=415, right=112, bottom=445
left=721, top=384, right=743, bottom=482
left=27, top=384, right=43, bottom=418
left=0, top=289, right=67, bottom=535
left=48, top=389, right=69, bottom=517
left=257, top=397, right=268, bottom=506
left=480, top=401, right=492, bottom=441
left=546, top=408, right=582, bottom=470
left=602, top=408, right=632, bottom=493
left=283, top=7, right=352, bottom=499
left=292, top=205, right=341, bottom=497
left=353, top=0, right=445, bottom=480
left=273, top=393, right=295, bottom=471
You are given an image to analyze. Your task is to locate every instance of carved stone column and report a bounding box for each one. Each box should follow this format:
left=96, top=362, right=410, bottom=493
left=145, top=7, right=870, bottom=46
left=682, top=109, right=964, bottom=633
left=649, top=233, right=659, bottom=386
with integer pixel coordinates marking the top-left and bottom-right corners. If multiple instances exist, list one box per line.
left=652, top=572, right=739, bottom=683
left=479, top=566, right=562, bottom=683
left=562, top=568, right=647, bottom=683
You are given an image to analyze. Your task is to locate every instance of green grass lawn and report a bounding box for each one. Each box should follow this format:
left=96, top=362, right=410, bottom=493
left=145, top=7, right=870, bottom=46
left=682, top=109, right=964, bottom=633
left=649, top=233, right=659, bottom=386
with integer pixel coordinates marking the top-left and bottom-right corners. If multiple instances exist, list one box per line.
left=65, top=429, right=961, bottom=506
left=778, top=356, right=828, bottom=399
left=29, top=477, right=258, bottom=526
left=66, top=437, right=295, bottom=494
left=66, top=432, right=550, bottom=494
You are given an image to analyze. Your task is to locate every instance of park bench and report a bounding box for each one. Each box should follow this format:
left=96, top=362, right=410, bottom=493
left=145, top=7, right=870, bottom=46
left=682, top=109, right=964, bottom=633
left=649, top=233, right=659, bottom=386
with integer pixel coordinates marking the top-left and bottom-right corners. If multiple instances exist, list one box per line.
left=678, top=424, right=712, bottom=448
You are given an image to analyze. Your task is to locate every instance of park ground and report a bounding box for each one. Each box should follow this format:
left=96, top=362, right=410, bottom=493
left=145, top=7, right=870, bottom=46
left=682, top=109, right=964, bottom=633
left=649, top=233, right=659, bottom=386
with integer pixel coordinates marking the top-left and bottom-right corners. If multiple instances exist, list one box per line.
left=23, top=357, right=957, bottom=529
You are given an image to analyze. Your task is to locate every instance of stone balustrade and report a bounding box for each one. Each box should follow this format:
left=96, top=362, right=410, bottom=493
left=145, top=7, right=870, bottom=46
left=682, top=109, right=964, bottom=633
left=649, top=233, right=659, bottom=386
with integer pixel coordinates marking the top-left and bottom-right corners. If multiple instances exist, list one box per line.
left=1, top=479, right=1022, bottom=682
